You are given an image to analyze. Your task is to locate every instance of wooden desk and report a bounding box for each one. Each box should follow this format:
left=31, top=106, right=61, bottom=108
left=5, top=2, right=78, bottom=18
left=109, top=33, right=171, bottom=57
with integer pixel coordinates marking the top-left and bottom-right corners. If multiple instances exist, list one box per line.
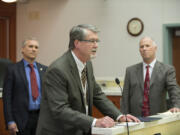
left=0, top=98, right=9, bottom=135
left=92, top=89, right=121, bottom=118
left=93, top=96, right=121, bottom=118
left=92, top=112, right=180, bottom=135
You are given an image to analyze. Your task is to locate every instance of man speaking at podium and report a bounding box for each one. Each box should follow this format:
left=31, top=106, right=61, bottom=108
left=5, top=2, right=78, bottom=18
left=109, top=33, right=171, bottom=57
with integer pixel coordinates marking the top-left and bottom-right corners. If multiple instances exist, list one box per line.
left=121, top=37, right=180, bottom=117
left=36, top=24, right=139, bottom=135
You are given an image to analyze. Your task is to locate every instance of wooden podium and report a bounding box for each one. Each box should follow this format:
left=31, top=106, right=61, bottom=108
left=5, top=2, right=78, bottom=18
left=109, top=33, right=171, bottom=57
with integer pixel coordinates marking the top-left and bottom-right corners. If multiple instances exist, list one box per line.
left=92, top=112, right=180, bottom=135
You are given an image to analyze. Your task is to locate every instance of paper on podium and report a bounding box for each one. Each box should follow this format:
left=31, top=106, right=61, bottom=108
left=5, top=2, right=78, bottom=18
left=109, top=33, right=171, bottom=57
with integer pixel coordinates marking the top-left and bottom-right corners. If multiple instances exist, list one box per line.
left=156, top=111, right=180, bottom=118
left=157, top=111, right=174, bottom=117
left=116, top=122, right=141, bottom=126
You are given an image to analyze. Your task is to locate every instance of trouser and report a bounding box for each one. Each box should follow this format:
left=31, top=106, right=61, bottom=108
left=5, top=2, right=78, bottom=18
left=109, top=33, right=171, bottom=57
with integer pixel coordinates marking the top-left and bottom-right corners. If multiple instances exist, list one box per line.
left=17, top=110, right=39, bottom=135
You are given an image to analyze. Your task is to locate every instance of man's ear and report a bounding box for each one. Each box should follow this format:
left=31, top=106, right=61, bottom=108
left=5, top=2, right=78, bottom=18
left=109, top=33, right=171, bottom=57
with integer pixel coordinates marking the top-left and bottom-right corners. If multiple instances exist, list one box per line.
left=155, top=45, right=157, bottom=51
left=74, top=39, right=79, bottom=48
left=21, top=47, right=24, bottom=54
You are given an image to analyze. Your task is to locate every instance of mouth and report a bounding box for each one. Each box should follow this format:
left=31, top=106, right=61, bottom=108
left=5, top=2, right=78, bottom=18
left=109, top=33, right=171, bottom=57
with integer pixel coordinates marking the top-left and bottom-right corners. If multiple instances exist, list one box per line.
left=91, top=49, right=97, bottom=53
left=30, top=53, right=37, bottom=57
left=31, top=54, right=36, bottom=56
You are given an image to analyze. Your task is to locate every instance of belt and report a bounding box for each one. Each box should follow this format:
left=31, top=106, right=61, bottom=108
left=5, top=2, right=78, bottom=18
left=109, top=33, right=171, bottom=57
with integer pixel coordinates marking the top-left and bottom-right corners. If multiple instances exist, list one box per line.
left=29, top=110, right=40, bottom=114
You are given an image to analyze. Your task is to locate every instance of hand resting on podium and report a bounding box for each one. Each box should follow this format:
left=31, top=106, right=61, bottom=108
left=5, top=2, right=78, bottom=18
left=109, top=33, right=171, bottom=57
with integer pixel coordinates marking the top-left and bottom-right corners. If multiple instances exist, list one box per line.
left=95, top=114, right=140, bottom=128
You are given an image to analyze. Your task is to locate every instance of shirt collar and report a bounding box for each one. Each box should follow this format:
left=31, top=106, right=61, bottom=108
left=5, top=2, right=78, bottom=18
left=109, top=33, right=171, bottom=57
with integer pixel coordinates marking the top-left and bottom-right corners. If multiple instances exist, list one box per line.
left=71, top=51, right=86, bottom=72
left=23, top=59, right=37, bottom=68
left=143, top=58, right=156, bottom=69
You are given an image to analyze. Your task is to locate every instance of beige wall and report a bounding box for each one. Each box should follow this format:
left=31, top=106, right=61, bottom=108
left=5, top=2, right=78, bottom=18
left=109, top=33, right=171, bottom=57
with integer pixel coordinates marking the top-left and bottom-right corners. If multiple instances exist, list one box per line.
left=16, top=0, right=180, bottom=78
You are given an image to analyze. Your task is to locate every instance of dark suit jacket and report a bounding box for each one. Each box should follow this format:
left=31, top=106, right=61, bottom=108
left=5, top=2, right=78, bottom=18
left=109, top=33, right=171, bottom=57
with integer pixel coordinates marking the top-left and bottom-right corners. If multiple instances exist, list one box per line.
left=121, top=61, right=180, bottom=116
left=36, top=50, right=121, bottom=135
left=3, top=60, right=47, bottom=131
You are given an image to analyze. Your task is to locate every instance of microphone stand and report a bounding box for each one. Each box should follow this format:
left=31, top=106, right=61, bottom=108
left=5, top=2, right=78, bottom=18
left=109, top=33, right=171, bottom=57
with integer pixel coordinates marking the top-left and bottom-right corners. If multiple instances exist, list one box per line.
left=115, top=78, right=129, bottom=135
left=125, top=114, right=129, bottom=135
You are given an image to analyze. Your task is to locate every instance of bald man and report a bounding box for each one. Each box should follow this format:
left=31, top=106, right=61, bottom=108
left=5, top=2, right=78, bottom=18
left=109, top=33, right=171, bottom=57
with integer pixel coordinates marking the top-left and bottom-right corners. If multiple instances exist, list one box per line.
left=121, top=37, right=180, bottom=117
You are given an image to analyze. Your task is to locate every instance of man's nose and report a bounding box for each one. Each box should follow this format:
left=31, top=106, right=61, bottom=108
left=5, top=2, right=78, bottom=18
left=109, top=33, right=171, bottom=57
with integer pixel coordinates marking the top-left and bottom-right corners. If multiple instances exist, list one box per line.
left=143, top=46, right=147, bottom=50
left=32, top=47, right=37, bottom=51
left=94, top=42, right=98, bottom=48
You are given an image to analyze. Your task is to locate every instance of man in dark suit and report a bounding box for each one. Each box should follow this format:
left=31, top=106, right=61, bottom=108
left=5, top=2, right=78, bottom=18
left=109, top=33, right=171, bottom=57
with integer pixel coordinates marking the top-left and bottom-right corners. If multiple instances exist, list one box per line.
left=121, top=36, right=180, bottom=117
left=36, top=24, right=139, bottom=135
left=3, top=38, right=47, bottom=135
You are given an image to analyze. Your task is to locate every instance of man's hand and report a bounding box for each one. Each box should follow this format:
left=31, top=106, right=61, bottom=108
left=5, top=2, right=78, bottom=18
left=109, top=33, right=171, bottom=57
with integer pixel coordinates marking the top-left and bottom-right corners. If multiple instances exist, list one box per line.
left=95, top=116, right=115, bottom=128
left=169, top=107, right=180, bottom=113
left=8, top=123, right=19, bottom=135
left=119, top=114, right=140, bottom=122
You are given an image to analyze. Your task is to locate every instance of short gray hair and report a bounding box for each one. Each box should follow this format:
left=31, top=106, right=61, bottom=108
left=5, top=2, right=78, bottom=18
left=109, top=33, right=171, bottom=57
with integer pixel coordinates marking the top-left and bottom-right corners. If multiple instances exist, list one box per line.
left=68, top=24, right=99, bottom=50
left=139, top=36, right=157, bottom=46
left=22, top=37, right=39, bottom=47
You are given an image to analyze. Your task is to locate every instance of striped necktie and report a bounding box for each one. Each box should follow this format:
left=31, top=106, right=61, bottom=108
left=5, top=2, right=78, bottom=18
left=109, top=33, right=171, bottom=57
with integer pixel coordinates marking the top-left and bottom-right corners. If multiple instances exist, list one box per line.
left=81, top=67, right=87, bottom=89
left=81, top=66, right=89, bottom=114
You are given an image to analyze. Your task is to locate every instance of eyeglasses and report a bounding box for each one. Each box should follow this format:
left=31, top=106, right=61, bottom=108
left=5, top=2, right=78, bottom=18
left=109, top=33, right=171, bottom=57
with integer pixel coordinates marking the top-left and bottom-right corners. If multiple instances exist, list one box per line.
left=79, top=39, right=100, bottom=44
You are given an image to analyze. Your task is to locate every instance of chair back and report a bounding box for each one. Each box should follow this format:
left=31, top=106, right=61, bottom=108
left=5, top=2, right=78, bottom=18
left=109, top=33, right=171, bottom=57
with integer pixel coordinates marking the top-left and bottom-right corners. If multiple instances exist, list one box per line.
left=0, top=59, right=13, bottom=89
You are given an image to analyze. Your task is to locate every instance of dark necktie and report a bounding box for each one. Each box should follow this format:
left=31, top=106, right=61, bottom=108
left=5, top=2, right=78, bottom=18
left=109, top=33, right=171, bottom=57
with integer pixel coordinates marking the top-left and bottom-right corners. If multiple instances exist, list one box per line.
left=81, top=67, right=89, bottom=114
left=29, top=64, right=39, bottom=101
left=142, top=65, right=150, bottom=117
left=81, top=67, right=87, bottom=89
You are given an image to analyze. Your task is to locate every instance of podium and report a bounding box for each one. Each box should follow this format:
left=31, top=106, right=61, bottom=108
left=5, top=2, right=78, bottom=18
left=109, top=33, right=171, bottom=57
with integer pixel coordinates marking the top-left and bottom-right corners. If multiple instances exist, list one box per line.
left=92, top=112, right=180, bottom=135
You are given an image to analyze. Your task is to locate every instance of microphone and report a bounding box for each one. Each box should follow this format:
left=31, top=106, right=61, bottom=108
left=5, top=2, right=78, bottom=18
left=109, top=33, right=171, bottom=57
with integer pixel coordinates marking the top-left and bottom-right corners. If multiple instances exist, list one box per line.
left=115, top=78, right=129, bottom=135
left=115, top=78, right=123, bottom=94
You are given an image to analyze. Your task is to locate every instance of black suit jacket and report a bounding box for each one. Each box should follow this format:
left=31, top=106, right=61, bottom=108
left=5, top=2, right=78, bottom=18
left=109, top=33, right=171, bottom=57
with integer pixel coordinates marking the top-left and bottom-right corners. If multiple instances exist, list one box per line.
left=36, top=50, right=121, bottom=135
left=3, top=60, right=47, bottom=131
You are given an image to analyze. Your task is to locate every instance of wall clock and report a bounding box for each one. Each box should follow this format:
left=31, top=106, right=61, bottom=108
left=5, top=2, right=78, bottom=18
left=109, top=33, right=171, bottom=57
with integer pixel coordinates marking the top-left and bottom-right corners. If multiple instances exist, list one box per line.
left=127, top=18, right=144, bottom=36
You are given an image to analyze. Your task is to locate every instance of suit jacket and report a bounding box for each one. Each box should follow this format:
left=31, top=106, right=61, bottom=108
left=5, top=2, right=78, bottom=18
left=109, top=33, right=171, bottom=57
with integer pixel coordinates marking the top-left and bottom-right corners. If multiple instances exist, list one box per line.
left=3, top=60, right=47, bottom=131
left=121, top=61, right=180, bottom=116
left=36, top=50, right=121, bottom=135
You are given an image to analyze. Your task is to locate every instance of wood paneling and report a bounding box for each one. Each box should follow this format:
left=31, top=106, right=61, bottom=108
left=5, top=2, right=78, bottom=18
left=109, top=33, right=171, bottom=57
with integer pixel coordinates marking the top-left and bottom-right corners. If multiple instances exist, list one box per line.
left=173, top=29, right=180, bottom=85
left=0, top=1, right=16, bottom=62
left=92, top=96, right=121, bottom=118
left=0, top=1, right=16, bottom=135
left=0, top=99, right=9, bottom=135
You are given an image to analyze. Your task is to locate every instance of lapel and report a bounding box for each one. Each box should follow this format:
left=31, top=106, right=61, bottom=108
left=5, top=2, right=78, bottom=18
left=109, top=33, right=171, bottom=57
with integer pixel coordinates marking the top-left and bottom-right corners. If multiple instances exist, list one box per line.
left=86, top=62, right=93, bottom=109
left=150, top=61, right=159, bottom=87
left=36, top=63, right=44, bottom=86
left=137, top=63, right=144, bottom=91
left=67, top=51, right=86, bottom=108
left=18, top=60, right=28, bottom=90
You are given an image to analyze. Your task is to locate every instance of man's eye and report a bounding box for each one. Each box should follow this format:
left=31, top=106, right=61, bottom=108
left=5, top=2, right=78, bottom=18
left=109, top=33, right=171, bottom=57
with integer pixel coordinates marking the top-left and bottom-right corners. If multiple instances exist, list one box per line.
left=29, top=45, right=33, bottom=48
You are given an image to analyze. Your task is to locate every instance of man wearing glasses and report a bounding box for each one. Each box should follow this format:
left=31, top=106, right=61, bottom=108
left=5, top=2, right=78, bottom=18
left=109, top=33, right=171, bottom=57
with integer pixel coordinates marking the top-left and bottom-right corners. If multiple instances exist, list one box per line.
left=36, top=24, right=139, bottom=135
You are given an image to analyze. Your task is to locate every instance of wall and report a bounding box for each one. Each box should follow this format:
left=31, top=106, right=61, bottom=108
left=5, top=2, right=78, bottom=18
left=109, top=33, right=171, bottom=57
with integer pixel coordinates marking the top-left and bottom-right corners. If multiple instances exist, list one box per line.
left=16, top=0, right=180, bottom=78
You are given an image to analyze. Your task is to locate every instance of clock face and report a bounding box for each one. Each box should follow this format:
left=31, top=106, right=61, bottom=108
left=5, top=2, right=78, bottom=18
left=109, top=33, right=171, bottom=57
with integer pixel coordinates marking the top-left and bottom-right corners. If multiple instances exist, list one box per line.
left=127, top=18, right=144, bottom=36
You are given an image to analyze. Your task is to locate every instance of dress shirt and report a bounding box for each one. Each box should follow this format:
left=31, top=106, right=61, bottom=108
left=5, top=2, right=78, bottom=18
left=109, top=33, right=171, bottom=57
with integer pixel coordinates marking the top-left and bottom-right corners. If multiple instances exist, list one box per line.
left=143, top=59, right=156, bottom=81
left=71, top=51, right=87, bottom=91
left=23, top=59, right=41, bottom=110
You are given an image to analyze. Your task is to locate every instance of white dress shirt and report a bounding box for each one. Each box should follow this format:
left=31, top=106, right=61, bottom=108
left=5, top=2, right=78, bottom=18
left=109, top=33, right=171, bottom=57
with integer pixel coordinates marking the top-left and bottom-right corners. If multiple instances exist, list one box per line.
left=143, top=59, right=156, bottom=81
